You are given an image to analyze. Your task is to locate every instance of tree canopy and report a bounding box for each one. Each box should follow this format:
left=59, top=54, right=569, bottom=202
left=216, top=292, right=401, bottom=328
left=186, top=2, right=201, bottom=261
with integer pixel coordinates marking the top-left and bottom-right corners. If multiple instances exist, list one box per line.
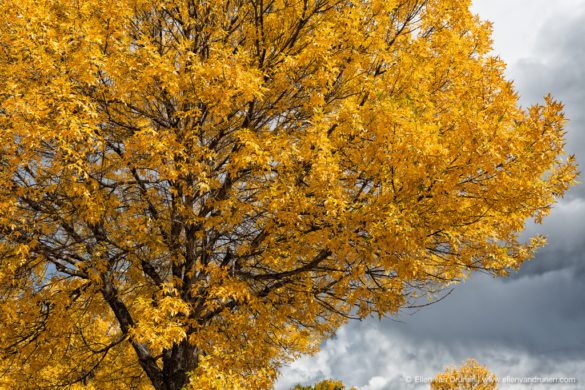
left=293, top=379, right=349, bottom=390
left=431, top=359, right=498, bottom=390
left=0, top=0, right=576, bottom=388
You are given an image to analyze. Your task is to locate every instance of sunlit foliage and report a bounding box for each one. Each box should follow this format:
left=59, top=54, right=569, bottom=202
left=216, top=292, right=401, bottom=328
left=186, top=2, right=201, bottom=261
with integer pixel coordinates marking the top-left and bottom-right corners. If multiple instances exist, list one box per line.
left=432, top=359, right=498, bottom=390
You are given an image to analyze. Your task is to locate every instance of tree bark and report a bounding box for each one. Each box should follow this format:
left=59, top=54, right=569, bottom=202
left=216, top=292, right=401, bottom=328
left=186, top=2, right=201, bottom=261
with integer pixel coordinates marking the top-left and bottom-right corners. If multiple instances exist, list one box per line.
left=161, top=339, right=199, bottom=390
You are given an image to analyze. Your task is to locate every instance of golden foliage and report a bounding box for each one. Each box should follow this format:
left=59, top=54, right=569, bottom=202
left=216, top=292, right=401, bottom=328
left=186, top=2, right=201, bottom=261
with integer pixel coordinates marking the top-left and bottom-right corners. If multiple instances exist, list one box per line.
left=0, top=0, right=576, bottom=388
left=432, top=359, right=498, bottom=390
left=293, top=379, right=349, bottom=390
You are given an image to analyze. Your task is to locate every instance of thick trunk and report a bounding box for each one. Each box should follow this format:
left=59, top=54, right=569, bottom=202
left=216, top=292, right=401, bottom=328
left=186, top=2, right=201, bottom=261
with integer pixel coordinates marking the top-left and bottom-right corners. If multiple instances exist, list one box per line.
left=160, top=339, right=199, bottom=390
left=102, top=281, right=198, bottom=390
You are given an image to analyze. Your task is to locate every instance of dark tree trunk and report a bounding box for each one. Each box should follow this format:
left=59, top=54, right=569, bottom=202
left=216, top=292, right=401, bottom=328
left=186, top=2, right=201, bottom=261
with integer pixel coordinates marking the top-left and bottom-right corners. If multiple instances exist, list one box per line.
left=160, top=339, right=199, bottom=390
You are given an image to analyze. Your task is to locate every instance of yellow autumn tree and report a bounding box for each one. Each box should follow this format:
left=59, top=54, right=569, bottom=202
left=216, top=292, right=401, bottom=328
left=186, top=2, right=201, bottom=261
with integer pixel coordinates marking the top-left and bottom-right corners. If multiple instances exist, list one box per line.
left=0, top=0, right=576, bottom=388
left=431, top=359, right=498, bottom=390
left=293, top=379, right=348, bottom=390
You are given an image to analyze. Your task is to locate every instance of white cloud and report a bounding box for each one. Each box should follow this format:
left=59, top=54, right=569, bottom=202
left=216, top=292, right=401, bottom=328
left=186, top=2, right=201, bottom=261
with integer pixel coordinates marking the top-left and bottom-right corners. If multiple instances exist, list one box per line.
left=362, top=376, right=391, bottom=390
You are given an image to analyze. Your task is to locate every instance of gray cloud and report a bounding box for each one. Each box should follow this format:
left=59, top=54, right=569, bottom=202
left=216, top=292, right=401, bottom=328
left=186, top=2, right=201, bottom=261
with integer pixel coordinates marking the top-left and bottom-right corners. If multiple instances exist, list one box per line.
left=519, top=199, right=585, bottom=276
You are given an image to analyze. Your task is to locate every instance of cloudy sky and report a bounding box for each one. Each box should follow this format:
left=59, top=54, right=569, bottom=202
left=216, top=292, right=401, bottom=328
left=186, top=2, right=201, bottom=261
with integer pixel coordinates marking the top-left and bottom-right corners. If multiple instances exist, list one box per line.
left=275, top=1, right=585, bottom=389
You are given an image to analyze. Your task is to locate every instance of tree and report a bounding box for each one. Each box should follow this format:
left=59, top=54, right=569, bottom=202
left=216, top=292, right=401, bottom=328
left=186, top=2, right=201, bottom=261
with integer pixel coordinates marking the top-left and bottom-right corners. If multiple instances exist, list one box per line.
left=293, top=379, right=349, bottom=390
left=431, top=359, right=498, bottom=390
left=0, top=0, right=576, bottom=388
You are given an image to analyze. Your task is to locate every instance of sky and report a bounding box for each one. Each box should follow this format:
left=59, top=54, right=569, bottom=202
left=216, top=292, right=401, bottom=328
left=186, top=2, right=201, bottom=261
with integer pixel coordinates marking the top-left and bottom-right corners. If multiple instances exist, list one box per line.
left=275, top=0, right=585, bottom=389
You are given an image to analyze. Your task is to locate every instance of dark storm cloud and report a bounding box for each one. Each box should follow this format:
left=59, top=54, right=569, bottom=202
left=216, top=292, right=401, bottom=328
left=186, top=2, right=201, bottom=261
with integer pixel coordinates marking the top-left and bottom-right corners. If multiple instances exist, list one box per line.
left=391, top=272, right=585, bottom=355
left=277, top=7, right=585, bottom=390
